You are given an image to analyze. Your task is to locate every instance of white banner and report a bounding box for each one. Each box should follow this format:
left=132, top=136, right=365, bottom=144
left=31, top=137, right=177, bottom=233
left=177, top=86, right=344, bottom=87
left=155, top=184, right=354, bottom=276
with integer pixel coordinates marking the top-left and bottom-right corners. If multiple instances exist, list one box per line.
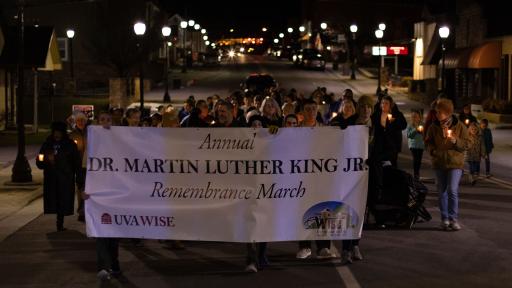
left=85, top=126, right=368, bottom=242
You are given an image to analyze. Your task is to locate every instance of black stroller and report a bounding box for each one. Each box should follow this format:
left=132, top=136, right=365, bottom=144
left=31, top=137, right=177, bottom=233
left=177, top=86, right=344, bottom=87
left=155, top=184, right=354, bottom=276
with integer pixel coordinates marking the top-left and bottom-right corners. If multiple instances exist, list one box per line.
left=369, top=165, right=431, bottom=229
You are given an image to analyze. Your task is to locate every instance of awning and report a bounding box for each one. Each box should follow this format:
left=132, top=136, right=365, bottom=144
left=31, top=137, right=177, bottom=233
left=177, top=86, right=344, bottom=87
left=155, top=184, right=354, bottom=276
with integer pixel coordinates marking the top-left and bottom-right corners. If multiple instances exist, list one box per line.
left=0, top=26, right=62, bottom=70
left=440, top=42, right=501, bottom=69
left=442, top=48, right=472, bottom=69
left=421, top=25, right=441, bottom=65
left=468, top=42, right=501, bottom=68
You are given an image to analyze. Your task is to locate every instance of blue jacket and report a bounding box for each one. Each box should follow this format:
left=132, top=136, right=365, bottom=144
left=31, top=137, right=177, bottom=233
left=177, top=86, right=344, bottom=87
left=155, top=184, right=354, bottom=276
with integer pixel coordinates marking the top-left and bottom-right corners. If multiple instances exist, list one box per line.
left=406, top=124, right=425, bottom=150
left=481, top=128, right=494, bottom=154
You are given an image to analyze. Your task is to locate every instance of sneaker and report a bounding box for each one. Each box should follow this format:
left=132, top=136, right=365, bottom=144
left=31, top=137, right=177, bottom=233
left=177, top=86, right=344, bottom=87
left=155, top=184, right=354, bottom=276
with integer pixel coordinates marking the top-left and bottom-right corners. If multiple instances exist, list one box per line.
left=296, top=248, right=312, bottom=259
left=440, top=220, right=450, bottom=231
left=97, top=269, right=111, bottom=281
left=352, top=245, right=363, bottom=261
left=450, top=221, right=461, bottom=231
left=317, top=248, right=334, bottom=259
left=109, top=269, right=122, bottom=278
left=341, top=251, right=353, bottom=265
left=245, top=263, right=258, bottom=273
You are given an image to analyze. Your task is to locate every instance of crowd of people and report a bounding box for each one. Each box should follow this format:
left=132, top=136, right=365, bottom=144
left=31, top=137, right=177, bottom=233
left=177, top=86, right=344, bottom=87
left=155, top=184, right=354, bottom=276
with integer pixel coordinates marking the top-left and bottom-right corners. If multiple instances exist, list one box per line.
left=35, top=85, right=494, bottom=280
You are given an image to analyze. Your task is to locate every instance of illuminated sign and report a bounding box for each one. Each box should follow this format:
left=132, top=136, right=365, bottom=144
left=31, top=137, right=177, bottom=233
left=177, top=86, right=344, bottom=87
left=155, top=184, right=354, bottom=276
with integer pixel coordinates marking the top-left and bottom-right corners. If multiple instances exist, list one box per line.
left=387, top=46, right=409, bottom=55
left=372, top=46, right=387, bottom=56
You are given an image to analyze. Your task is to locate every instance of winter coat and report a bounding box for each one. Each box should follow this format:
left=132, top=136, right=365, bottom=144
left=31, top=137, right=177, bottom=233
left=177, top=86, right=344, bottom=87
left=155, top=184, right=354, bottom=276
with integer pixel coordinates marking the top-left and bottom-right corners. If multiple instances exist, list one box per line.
left=36, top=136, right=82, bottom=215
left=465, top=130, right=483, bottom=162
left=406, top=124, right=425, bottom=150
left=481, top=128, right=494, bottom=154
left=425, top=116, right=469, bottom=169
left=371, top=109, right=407, bottom=162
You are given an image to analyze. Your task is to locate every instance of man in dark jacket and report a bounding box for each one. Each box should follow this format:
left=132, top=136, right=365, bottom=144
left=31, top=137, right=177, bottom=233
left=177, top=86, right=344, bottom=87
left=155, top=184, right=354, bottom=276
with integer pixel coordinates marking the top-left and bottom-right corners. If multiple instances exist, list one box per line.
left=36, top=121, right=82, bottom=231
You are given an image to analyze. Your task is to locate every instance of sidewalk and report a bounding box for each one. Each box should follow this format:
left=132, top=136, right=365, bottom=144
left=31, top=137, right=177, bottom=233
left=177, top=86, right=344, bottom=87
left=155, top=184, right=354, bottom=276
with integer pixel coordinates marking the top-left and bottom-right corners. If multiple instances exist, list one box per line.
left=0, top=157, right=44, bottom=242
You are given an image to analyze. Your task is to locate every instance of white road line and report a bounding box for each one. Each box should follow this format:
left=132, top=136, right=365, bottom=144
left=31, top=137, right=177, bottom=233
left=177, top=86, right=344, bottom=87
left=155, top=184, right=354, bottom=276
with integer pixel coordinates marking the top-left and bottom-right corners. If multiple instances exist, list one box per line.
left=336, top=266, right=362, bottom=288
left=330, top=244, right=362, bottom=288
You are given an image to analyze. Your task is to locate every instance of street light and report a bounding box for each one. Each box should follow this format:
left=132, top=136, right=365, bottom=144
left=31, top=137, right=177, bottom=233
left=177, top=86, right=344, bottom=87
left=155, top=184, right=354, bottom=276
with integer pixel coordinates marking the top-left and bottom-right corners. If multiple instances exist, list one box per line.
left=320, top=22, right=327, bottom=30
left=188, top=19, right=195, bottom=27
left=66, top=29, right=75, bottom=79
left=279, top=33, right=284, bottom=38
left=379, top=23, right=386, bottom=31
left=205, top=40, right=210, bottom=46
left=287, top=27, right=293, bottom=33
left=439, top=26, right=450, bottom=92
left=180, top=21, right=188, bottom=73
left=203, top=35, right=208, bottom=41
left=349, top=24, right=358, bottom=80
left=133, top=21, right=146, bottom=118
left=375, top=29, right=384, bottom=94
left=194, top=24, right=200, bottom=30
left=161, top=26, right=171, bottom=103
left=299, top=26, right=305, bottom=32
left=274, top=38, right=279, bottom=44
left=262, top=27, right=267, bottom=32
left=201, top=28, right=206, bottom=34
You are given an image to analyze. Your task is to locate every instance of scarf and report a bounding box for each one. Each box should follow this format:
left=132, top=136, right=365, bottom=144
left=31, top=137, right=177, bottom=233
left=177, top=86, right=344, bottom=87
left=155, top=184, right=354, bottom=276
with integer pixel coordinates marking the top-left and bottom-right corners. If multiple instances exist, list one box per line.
left=440, top=116, right=452, bottom=129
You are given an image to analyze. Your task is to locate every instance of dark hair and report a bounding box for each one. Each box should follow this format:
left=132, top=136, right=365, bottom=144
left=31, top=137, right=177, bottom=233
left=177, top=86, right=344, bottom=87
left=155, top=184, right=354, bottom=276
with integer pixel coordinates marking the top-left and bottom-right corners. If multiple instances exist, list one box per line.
left=248, top=114, right=265, bottom=127
left=481, top=118, right=489, bottom=125
left=303, top=98, right=317, bottom=107
left=125, top=107, right=140, bottom=118
left=51, top=121, right=68, bottom=134
left=381, top=95, right=395, bottom=108
left=284, top=113, right=298, bottom=123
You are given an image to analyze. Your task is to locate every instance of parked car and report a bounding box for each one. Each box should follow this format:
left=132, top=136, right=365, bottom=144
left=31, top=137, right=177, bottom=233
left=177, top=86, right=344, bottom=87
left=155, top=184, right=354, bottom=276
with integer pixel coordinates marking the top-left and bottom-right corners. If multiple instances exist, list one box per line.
left=240, top=74, right=277, bottom=94
left=294, top=48, right=326, bottom=71
left=202, top=52, right=221, bottom=66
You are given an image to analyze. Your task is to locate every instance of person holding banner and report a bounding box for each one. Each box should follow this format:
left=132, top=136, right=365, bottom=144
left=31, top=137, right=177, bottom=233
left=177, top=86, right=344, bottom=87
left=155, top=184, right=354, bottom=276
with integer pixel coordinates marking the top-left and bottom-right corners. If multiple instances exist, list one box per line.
left=69, top=112, right=89, bottom=222
left=36, top=121, right=82, bottom=232
left=339, top=95, right=375, bottom=265
left=296, top=99, right=333, bottom=259
left=83, top=111, right=122, bottom=281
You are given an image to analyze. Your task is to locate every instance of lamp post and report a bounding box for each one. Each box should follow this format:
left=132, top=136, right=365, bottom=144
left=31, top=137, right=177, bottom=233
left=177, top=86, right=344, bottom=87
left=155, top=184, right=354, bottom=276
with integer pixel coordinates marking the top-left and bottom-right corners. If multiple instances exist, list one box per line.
left=375, top=29, right=384, bottom=94
left=439, top=26, right=450, bottom=93
left=180, top=20, right=188, bottom=73
left=11, top=0, right=32, bottom=183
left=162, top=26, right=171, bottom=103
left=133, top=21, right=146, bottom=119
left=349, top=24, right=358, bottom=80
left=66, top=29, right=75, bottom=79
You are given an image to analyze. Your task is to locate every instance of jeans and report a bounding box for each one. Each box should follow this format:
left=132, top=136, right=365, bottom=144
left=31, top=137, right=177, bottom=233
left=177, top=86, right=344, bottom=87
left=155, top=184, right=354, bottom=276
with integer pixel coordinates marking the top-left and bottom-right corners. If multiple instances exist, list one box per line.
left=435, top=169, right=462, bottom=221
left=342, top=239, right=360, bottom=252
left=410, top=148, right=423, bottom=178
left=246, top=242, right=267, bottom=266
left=468, top=161, right=480, bottom=175
left=483, top=154, right=491, bottom=175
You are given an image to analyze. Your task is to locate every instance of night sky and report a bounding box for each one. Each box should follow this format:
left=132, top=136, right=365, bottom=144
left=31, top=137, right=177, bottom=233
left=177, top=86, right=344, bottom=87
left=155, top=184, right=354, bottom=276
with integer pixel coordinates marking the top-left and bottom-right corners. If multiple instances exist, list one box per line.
left=159, top=0, right=301, bottom=39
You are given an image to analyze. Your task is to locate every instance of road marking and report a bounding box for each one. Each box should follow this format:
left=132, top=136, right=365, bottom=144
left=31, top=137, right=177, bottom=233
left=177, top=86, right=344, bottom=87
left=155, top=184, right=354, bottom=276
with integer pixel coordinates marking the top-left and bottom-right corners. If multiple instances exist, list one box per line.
left=336, top=266, right=362, bottom=288
left=330, top=245, right=362, bottom=288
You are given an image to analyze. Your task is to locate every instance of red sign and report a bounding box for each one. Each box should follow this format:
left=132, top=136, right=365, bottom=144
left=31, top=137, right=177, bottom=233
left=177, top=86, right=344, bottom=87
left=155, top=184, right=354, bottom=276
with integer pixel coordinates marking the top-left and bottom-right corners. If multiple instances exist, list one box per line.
left=387, top=46, right=408, bottom=55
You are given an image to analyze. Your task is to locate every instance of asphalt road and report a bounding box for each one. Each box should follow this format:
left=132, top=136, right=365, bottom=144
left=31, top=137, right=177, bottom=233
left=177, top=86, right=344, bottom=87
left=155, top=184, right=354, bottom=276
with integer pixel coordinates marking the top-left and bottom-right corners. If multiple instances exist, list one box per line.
left=1, top=55, right=511, bottom=288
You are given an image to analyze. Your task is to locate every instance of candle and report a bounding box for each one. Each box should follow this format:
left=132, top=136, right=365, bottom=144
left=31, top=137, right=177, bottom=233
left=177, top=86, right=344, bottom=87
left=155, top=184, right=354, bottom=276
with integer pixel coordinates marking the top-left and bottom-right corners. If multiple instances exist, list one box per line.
left=387, top=114, right=392, bottom=121
left=74, top=139, right=78, bottom=144
left=38, top=154, right=44, bottom=161
left=465, top=119, right=469, bottom=125
left=447, top=129, right=452, bottom=138
left=418, top=125, right=424, bottom=132
left=211, top=120, right=215, bottom=125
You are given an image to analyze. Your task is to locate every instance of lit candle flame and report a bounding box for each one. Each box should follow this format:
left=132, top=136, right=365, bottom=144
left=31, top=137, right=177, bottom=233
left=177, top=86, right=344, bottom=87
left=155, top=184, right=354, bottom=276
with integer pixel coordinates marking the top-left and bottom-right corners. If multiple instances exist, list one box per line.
left=418, top=125, right=424, bottom=132
left=465, top=119, right=469, bottom=125
left=447, top=129, right=452, bottom=138
left=322, top=101, right=326, bottom=105
left=387, top=114, right=392, bottom=121
left=38, top=154, right=44, bottom=161
left=74, top=140, right=78, bottom=144
left=332, top=112, right=338, bottom=119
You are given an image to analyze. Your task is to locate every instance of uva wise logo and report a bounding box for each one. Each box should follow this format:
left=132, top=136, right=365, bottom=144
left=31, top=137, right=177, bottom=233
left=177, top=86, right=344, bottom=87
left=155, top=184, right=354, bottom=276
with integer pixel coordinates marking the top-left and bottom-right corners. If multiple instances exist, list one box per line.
left=101, top=213, right=112, bottom=224
left=100, top=213, right=175, bottom=227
